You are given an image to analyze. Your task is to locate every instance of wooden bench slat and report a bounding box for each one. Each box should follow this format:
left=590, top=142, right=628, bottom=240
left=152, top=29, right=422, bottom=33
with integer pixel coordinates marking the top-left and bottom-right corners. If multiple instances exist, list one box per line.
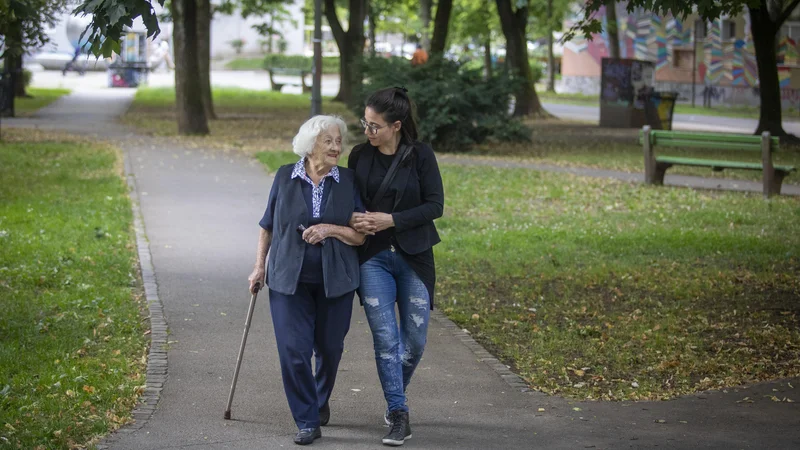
left=656, top=156, right=795, bottom=173
left=652, top=139, right=763, bottom=152
left=640, top=130, right=780, bottom=152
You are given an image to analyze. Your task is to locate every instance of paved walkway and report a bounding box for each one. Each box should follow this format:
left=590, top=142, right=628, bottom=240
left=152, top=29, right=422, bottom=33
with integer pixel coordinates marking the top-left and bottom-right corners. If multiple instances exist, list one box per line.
left=6, top=89, right=800, bottom=449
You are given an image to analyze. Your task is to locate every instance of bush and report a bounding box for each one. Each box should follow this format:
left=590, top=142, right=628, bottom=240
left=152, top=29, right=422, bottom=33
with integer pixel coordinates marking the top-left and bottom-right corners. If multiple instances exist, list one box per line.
left=22, top=69, right=32, bottom=87
left=355, top=57, right=531, bottom=152
left=262, top=55, right=339, bottom=74
left=529, top=60, right=544, bottom=85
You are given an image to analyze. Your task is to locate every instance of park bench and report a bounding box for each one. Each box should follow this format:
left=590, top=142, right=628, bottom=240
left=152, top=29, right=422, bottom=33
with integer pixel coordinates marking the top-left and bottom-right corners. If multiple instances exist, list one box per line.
left=266, top=67, right=311, bottom=93
left=639, top=126, right=795, bottom=198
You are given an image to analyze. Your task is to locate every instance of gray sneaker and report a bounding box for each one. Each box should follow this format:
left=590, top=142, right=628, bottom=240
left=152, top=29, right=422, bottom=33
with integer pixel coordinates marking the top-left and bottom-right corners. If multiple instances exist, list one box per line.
left=382, top=410, right=411, bottom=446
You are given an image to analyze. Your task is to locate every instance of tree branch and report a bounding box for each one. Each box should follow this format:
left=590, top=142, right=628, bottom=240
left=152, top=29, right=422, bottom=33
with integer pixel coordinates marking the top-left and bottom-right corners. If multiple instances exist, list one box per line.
left=323, top=0, right=344, bottom=48
left=776, top=0, right=800, bottom=28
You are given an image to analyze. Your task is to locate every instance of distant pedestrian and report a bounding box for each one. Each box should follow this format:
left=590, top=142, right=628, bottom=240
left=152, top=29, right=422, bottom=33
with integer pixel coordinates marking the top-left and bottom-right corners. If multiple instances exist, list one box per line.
left=62, top=46, right=85, bottom=76
left=247, top=115, right=366, bottom=446
left=410, top=45, right=428, bottom=66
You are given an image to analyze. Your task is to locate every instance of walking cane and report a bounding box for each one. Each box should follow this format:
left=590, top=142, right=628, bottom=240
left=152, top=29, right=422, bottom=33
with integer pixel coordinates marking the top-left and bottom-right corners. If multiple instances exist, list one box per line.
left=224, top=283, right=260, bottom=420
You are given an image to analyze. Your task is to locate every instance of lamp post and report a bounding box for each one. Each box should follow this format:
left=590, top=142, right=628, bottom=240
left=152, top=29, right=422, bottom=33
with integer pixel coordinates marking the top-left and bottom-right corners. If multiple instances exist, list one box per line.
left=692, top=20, right=698, bottom=108
left=311, top=0, right=322, bottom=116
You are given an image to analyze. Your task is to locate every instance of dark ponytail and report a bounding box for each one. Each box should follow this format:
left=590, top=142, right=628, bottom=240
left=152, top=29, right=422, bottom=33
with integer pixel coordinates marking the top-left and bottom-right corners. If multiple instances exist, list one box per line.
left=365, top=86, right=419, bottom=145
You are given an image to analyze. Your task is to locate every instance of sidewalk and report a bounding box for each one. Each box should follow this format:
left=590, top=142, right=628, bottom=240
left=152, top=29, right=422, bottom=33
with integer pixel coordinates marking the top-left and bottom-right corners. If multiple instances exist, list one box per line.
left=6, top=90, right=800, bottom=449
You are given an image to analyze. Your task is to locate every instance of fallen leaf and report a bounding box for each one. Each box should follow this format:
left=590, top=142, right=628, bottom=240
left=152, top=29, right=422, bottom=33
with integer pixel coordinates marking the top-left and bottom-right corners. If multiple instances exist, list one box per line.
left=538, top=408, right=546, bottom=412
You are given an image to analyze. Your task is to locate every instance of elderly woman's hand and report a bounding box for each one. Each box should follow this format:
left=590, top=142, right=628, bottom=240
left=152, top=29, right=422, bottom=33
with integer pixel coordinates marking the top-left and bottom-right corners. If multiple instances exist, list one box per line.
left=248, top=266, right=265, bottom=294
left=303, top=224, right=334, bottom=245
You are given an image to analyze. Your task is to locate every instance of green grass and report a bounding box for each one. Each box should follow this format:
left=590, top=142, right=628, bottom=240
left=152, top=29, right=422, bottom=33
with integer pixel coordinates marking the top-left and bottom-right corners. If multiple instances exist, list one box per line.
left=122, top=87, right=352, bottom=153
left=225, top=57, right=267, bottom=71
left=254, top=150, right=800, bottom=400
left=536, top=90, right=800, bottom=121
left=257, top=150, right=299, bottom=172
left=434, top=164, right=800, bottom=400
left=15, top=88, right=71, bottom=116
left=0, top=130, right=147, bottom=449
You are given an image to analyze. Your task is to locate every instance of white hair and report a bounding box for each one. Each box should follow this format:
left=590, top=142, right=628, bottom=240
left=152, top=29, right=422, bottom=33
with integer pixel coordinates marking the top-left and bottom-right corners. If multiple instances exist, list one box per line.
left=292, top=115, right=348, bottom=158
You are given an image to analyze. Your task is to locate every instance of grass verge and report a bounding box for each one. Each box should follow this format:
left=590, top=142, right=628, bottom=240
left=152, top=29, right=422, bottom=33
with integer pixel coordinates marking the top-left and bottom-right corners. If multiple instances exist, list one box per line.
left=122, top=87, right=352, bottom=154
left=0, top=130, right=148, bottom=449
left=15, top=88, right=71, bottom=117
left=255, top=150, right=800, bottom=401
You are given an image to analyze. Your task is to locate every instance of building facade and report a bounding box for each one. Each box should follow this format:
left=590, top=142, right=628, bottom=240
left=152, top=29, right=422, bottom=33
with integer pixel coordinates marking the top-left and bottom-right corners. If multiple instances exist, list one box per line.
left=559, top=5, right=800, bottom=110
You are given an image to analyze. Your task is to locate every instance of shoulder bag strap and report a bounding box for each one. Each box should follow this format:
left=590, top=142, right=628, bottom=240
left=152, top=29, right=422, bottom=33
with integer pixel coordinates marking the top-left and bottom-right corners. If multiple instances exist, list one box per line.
left=368, top=143, right=412, bottom=212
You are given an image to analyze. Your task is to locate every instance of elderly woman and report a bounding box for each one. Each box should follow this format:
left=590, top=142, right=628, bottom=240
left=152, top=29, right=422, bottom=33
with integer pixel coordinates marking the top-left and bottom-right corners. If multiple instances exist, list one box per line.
left=248, top=115, right=365, bottom=446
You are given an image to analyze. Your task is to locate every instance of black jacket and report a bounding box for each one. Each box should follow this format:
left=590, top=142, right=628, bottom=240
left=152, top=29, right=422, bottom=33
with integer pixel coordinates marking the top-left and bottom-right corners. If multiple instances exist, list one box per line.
left=348, top=141, right=444, bottom=255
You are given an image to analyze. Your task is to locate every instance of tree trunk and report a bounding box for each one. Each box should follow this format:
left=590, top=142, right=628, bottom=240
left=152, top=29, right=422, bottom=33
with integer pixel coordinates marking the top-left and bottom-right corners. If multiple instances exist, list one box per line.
left=430, top=0, right=453, bottom=58
left=4, top=20, right=27, bottom=100
left=484, top=37, right=492, bottom=80
left=420, top=0, right=432, bottom=51
left=324, top=0, right=366, bottom=106
left=197, top=0, right=216, bottom=120
left=495, top=0, right=546, bottom=117
left=546, top=0, right=555, bottom=92
left=173, top=0, right=210, bottom=135
left=606, top=1, right=620, bottom=59
left=749, top=4, right=787, bottom=137
left=368, top=3, right=377, bottom=58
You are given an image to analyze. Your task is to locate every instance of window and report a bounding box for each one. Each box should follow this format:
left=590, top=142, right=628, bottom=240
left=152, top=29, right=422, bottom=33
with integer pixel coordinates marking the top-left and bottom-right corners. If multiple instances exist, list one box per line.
left=782, top=22, right=800, bottom=41
left=721, top=19, right=736, bottom=41
left=673, top=49, right=694, bottom=69
left=694, top=19, right=707, bottom=40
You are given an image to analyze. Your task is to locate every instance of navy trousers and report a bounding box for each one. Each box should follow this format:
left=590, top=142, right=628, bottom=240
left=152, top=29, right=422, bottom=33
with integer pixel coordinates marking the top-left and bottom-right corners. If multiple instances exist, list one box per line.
left=269, top=283, right=354, bottom=429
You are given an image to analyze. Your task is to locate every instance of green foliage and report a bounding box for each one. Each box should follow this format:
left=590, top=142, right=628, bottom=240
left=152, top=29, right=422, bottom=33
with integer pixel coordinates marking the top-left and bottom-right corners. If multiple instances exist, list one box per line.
left=21, top=68, right=32, bottom=87
left=229, top=38, right=245, bottom=54
left=0, top=0, right=66, bottom=58
left=262, top=54, right=339, bottom=73
left=72, top=0, right=164, bottom=57
left=529, top=60, right=544, bottom=84
left=356, top=56, right=531, bottom=152
left=566, top=0, right=756, bottom=41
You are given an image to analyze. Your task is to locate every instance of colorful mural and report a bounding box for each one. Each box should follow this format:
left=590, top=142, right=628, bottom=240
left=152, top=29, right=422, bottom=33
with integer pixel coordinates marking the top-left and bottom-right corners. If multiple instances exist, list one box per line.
left=564, top=9, right=799, bottom=91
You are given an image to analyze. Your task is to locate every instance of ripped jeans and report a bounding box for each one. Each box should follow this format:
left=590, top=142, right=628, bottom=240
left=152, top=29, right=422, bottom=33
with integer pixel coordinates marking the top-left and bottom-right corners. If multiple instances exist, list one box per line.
left=359, top=248, right=430, bottom=413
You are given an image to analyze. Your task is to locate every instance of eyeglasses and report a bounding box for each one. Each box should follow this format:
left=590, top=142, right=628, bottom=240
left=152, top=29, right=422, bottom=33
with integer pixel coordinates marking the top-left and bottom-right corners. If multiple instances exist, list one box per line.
left=360, top=118, right=388, bottom=135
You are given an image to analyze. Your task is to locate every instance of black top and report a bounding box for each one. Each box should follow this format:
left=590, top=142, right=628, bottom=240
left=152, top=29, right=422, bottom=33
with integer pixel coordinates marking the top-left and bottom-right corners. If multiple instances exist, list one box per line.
left=348, top=141, right=444, bottom=308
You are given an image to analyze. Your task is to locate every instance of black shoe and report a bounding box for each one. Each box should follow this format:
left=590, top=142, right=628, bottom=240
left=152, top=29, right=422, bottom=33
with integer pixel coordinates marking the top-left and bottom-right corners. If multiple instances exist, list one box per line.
left=294, top=427, right=321, bottom=445
left=382, top=410, right=412, bottom=446
left=319, top=402, right=330, bottom=426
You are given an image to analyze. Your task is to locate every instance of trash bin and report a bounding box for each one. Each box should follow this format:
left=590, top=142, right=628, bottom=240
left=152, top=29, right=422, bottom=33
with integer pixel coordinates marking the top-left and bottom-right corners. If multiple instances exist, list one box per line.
left=645, top=92, right=678, bottom=130
left=107, top=61, right=149, bottom=88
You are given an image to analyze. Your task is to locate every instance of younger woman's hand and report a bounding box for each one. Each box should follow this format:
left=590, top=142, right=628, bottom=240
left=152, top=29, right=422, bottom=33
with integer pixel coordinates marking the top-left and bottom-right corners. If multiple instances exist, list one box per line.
left=363, top=212, right=394, bottom=232
left=350, top=212, right=376, bottom=235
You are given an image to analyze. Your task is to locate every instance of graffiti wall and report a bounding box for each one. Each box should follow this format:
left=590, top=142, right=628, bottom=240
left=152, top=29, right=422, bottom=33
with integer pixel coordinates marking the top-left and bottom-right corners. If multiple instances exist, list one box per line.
left=561, top=5, right=800, bottom=109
